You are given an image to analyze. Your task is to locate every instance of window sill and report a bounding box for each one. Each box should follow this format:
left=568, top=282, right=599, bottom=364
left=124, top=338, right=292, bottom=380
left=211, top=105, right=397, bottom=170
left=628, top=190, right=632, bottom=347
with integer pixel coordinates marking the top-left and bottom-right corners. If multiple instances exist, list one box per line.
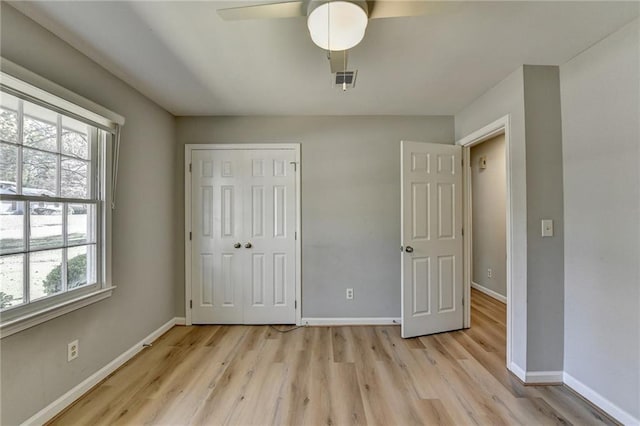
left=0, top=287, right=115, bottom=339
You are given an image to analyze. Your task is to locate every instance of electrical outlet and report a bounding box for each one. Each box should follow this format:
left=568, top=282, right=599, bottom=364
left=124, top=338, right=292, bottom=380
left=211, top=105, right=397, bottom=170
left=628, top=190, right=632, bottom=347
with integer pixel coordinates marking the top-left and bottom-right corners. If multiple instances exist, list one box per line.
left=68, top=340, right=79, bottom=362
left=487, top=268, right=493, bottom=279
left=346, top=288, right=354, bottom=300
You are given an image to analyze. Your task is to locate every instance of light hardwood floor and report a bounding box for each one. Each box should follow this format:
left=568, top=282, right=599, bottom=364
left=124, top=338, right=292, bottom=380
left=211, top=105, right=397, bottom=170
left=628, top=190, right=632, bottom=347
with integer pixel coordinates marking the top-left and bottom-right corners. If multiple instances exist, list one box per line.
left=49, top=289, right=616, bottom=425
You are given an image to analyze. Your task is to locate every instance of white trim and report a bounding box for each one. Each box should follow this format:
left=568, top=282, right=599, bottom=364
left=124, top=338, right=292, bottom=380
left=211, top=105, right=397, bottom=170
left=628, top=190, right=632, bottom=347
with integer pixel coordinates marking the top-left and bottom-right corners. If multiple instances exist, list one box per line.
left=471, top=282, right=507, bottom=304
left=458, top=119, right=507, bottom=147
left=302, top=317, right=401, bottom=326
left=184, top=147, right=192, bottom=325
left=189, top=143, right=299, bottom=151
left=1, top=287, right=114, bottom=339
left=184, top=143, right=302, bottom=326
left=294, top=146, right=302, bottom=326
left=509, top=362, right=527, bottom=382
left=563, top=372, right=639, bottom=426
left=174, top=317, right=186, bottom=326
left=462, top=145, right=472, bottom=329
left=525, top=371, right=563, bottom=384
left=22, top=317, right=180, bottom=426
left=457, top=114, right=519, bottom=372
left=0, top=57, right=124, bottom=129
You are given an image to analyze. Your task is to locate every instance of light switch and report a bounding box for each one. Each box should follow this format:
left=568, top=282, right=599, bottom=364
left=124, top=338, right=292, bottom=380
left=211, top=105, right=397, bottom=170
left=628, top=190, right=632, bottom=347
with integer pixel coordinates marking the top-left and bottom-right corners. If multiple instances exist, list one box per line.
left=479, top=156, right=487, bottom=169
left=541, top=219, right=554, bottom=237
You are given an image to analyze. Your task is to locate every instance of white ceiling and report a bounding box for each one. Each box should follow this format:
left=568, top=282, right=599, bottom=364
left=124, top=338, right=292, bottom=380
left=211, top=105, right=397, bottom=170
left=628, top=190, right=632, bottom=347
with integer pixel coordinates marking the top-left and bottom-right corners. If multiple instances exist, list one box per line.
left=10, top=1, right=639, bottom=116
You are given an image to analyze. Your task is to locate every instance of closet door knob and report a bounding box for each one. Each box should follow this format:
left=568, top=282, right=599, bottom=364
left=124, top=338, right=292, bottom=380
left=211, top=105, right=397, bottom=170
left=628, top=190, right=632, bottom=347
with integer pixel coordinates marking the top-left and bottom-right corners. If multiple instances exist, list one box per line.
left=234, top=243, right=241, bottom=249
left=245, top=242, right=252, bottom=249
left=405, top=246, right=414, bottom=253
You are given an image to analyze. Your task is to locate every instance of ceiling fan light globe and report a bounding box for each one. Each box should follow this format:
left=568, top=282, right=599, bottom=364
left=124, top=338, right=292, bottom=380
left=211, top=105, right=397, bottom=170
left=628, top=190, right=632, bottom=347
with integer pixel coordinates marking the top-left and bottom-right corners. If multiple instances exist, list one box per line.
left=307, top=1, right=368, bottom=51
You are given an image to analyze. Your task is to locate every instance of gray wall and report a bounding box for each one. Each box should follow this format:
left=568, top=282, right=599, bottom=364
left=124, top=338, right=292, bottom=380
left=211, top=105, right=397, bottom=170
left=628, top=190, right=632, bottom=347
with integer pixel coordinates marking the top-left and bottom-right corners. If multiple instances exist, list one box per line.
left=0, top=5, right=180, bottom=424
left=522, top=65, right=565, bottom=372
left=471, top=134, right=506, bottom=297
left=561, top=18, right=639, bottom=420
left=455, top=65, right=565, bottom=372
left=176, top=116, right=454, bottom=318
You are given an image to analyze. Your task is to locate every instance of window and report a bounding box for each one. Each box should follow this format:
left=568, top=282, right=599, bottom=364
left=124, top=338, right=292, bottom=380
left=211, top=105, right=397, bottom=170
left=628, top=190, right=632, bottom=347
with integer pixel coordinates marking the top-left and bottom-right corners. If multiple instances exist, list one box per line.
left=0, top=63, right=123, bottom=337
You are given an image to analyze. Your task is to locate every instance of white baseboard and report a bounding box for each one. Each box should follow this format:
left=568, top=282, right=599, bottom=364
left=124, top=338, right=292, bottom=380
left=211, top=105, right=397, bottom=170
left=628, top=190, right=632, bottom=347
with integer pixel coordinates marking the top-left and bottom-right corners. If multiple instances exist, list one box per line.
left=525, top=371, right=563, bottom=384
left=23, top=317, right=181, bottom=426
left=563, top=372, right=639, bottom=426
left=509, top=364, right=562, bottom=384
left=471, top=281, right=507, bottom=304
left=301, top=317, right=401, bottom=326
left=509, top=362, right=527, bottom=382
left=174, top=317, right=186, bottom=326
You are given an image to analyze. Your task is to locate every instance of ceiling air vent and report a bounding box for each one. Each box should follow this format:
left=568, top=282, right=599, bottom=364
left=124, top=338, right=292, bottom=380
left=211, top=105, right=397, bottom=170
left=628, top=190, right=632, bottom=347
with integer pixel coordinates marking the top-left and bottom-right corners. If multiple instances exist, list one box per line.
left=334, top=71, right=357, bottom=90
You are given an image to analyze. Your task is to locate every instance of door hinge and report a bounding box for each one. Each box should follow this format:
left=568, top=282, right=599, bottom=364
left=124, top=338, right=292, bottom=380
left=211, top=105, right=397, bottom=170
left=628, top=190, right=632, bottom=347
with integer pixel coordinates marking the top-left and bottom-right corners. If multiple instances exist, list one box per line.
left=462, top=297, right=464, bottom=307
left=190, top=300, right=193, bottom=309
left=295, top=300, right=297, bottom=309
left=462, top=227, right=464, bottom=237
left=290, top=161, right=297, bottom=172
left=189, top=163, right=192, bottom=172
left=189, top=232, right=192, bottom=241
left=295, top=231, right=297, bottom=240
left=461, top=158, right=464, bottom=167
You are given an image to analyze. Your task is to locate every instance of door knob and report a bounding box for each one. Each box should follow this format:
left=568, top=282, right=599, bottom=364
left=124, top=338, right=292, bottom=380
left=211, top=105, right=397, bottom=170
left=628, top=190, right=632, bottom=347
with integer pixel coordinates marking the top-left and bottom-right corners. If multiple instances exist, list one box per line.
left=244, top=242, right=252, bottom=249
left=234, top=243, right=241, bottom=249
left=405, top=246, right=414, bottom=253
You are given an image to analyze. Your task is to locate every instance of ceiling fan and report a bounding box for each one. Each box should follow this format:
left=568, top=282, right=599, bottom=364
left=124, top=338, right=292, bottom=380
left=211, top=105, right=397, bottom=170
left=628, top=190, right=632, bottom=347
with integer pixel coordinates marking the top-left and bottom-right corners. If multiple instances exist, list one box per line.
left=217, top=0, right=434, bottom=73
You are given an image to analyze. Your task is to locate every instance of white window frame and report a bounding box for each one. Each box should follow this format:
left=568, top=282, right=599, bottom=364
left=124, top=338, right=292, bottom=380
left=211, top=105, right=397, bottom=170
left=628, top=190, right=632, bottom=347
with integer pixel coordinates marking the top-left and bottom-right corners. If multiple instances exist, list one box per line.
left=0, top=58, right=124, bottom=338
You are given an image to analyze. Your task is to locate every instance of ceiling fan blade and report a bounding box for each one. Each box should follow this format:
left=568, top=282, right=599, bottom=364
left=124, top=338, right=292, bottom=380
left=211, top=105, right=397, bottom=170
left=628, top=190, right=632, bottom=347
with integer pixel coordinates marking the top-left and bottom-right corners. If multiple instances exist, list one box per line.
left=329, top=50, right=348, bottom=74
left=217, top=1, right=305, bottom=21
left=367, top=1, right=434, bottom=19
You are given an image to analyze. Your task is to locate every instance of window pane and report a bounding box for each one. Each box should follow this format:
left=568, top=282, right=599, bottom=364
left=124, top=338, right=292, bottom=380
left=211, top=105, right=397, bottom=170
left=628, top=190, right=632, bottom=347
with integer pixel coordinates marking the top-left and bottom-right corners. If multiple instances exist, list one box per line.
left=68, top=204, right=95, bottom=244
left=61, top=158, right=89, bottom=199
left=0, top=254, right=24, bottom=309
left=30, top=206, right=63, bottom=250
left=0, top=143, right=18, bottom=190
left=30, top=249, right=63, bottom=300
left=0, top=92, right=19, bottom=143
left=23, top=148, right=57, bottom=195
left=23, top=102, right=57, bottom=152
left=0, top=201, right=24, bottom=254
left=67, top=245, right=95, bottom=289
left=62, top=116, right=89, bottom=159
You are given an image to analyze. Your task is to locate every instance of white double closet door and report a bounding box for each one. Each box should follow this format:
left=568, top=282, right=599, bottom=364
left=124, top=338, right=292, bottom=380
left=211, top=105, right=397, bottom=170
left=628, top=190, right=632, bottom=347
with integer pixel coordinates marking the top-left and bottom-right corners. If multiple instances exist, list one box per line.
left=190, top=148, right=296, bottom=324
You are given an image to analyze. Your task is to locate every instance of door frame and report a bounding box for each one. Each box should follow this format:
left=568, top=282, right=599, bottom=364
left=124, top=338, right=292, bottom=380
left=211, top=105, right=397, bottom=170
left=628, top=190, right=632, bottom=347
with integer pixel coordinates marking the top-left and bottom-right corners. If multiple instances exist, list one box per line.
left=457, top=115, right=514, bottom=369
left=184, top=143, right=302, bottom=326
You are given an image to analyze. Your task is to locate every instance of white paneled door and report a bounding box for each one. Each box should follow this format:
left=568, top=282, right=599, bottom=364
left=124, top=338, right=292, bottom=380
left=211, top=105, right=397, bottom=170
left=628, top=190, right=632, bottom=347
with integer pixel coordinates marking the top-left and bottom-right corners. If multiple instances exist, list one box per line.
left=191, top=148, right=297, bottom=324
left=401, top=141, right=463, bottom=338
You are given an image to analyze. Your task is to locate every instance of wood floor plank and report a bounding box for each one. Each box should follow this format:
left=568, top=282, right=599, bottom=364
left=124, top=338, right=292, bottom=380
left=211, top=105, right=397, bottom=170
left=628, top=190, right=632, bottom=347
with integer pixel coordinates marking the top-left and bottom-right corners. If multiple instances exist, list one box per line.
left=420, top=336, right=511, bottom=425
left=310, top=326, right=333, bottom=363
left=279, top=349, right=313, bottom=425
left=413, top=399, right=456, bottom=426
left=349, top=330, right=397, bottom=426
left=48, top=293, right=618, bottom=426
left=332, top=326, right=355, bottom=363
left=374, top=326, right=439, bottom=400
left=328, top=362, right=367, bottom=425
left=535, top=385, right=614, bottom=426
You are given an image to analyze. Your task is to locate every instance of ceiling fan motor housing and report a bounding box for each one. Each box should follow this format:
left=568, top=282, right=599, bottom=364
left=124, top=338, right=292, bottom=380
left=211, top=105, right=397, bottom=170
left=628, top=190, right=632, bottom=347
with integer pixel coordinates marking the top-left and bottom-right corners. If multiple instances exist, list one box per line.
left=307, top=0, right=369, bottom=51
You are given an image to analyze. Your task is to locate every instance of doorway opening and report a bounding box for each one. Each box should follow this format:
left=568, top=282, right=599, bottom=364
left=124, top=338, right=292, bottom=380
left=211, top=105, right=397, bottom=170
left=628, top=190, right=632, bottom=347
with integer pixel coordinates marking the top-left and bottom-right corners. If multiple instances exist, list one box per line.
left=469, top=133, right=508, bottom=360
left=459, top=115, right=514, bottom=369
left=470, top=134, right=506, bottom=301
